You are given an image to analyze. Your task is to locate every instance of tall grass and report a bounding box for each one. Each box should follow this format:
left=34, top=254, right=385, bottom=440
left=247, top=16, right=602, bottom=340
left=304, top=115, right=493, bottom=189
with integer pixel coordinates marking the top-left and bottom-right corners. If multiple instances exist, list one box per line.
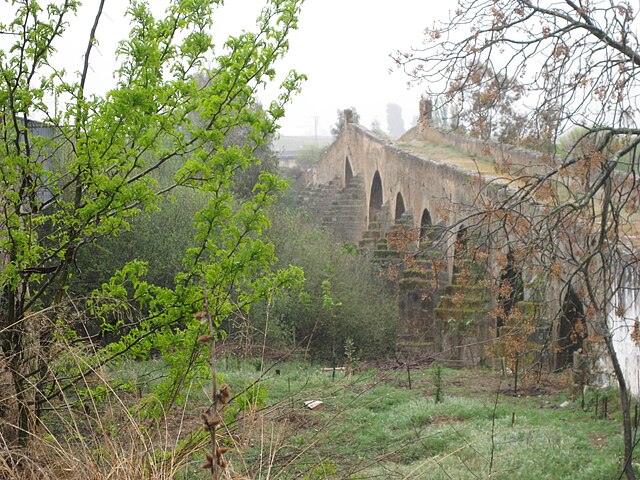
left=0, top=342, right=205, bottom=479
left=0, top=341, right=631, bottom=479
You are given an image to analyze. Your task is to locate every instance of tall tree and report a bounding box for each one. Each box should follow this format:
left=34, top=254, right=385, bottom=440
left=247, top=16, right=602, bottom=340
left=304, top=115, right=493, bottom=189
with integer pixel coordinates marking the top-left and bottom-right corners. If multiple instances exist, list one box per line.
left=396, top=2, right=640, bottom=478
left=0, top=0, right=304, bottom=444
left=386, top=102, right=405, bottom=139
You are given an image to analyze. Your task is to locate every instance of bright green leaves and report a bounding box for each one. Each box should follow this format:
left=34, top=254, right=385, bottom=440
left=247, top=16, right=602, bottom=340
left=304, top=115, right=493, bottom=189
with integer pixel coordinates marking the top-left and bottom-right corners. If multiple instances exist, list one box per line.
left=0, top=0, right=306, bottom=423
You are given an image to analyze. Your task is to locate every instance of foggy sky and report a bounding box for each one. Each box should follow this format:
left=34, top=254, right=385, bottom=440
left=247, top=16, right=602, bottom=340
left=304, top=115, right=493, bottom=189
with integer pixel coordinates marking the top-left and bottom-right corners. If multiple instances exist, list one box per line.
left=0, top=1, right=454, bottom=136
left=266, top=0, right=453, bottom=136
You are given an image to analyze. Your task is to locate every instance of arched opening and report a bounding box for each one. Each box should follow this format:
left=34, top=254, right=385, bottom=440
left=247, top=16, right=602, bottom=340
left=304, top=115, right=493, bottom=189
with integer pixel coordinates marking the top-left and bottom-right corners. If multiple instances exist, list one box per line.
left=558, top=286, right=587, bottom=368
left=395, top=192, right=406, bottom=222
left=419, top=208, right=433, bottom=246
left=345, top=157, right=354, bottom=187
left=369, top=171, right=383, bottom=224
left=496, top=249, right=524, bottom=336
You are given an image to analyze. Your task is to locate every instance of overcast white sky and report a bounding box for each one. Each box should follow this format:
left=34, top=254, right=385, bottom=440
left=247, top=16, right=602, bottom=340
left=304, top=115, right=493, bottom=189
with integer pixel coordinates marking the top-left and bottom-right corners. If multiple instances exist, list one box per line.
left=2, top=0, right=455, bottom=136
left=258, top=0, right=455, bottom=136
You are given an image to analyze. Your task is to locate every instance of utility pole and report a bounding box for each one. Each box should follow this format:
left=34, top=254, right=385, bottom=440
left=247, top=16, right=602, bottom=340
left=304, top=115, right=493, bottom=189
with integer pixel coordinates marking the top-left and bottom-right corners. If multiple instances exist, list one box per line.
left=313, top=114, right=318, bottom=147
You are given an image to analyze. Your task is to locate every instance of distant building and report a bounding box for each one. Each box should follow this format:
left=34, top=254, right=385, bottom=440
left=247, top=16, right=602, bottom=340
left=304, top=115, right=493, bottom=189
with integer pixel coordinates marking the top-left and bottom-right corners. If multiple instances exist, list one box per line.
left=273, top=135, right=332, bottom=168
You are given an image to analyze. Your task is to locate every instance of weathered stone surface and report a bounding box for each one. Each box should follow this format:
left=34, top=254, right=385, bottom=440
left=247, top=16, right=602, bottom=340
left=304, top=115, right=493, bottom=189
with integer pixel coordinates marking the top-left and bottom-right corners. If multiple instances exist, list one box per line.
left=297, top=108, right=573, bottom=369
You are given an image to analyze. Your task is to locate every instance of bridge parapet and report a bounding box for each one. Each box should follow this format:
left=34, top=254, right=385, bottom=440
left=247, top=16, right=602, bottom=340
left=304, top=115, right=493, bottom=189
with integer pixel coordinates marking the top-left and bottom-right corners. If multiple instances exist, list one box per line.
left=414, top=98, right=557, bottom=178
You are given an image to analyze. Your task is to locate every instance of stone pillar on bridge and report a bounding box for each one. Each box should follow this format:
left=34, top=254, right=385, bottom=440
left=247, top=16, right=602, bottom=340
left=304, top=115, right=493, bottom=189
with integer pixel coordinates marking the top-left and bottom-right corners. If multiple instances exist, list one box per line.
left=418, top=98, right=433, bottom=135
left=343, top=109, right=353, bottom=126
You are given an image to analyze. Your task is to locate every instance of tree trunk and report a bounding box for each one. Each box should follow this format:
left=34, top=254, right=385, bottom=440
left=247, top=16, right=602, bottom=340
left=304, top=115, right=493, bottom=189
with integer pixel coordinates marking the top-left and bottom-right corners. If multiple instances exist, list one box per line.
left=2, top=287, right=36, bottom=446
left=11, top=371, right=31, bottom=446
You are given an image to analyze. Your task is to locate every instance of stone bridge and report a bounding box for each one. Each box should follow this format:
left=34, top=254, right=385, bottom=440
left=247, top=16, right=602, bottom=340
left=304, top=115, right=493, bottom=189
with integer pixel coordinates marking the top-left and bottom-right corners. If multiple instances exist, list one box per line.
left=302, top=101, right=581, bottom=369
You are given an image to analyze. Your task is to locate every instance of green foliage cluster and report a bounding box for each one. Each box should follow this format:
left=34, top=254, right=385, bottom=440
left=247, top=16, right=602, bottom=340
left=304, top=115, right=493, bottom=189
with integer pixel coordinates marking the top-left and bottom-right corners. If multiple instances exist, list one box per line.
left=296, top=144, right=327, bottom=170
left=432, top=362, right=444, bottom=403
left=386, top=102, right=405, bottom=139
left=247, top=208, right=399, bottom=360
left=77, top=183, right=402, bottom=362
left=0, top=0, right=305, bottom=442
left=73, top=192, right=398, bottom=363
left=72, top=184, right=204, bottom=294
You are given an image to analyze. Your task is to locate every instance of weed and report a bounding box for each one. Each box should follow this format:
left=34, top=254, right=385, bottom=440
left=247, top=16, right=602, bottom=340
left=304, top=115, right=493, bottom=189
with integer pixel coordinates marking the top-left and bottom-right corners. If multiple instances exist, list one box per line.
left=433, top=363, right=444, bottom=404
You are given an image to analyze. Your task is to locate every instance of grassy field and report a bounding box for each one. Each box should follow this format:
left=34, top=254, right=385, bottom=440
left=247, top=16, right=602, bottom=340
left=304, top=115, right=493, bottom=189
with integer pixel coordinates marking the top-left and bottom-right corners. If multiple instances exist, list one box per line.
left=7, top=354, right=631, bottom=479
left=91, top=356, right=629, bottom=480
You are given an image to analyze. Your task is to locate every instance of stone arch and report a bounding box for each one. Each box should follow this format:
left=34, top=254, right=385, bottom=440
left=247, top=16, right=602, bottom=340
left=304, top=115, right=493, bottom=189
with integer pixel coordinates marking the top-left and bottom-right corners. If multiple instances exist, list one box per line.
left=419, top=208, right=433, bottom=246
left=395, top=192, right=406, bottom=222
left=369, top=171, right=383, bottom=224
left=496, top=249, right=524, bottom=336
left=557, top=285, right=587, bottom=368
left=345, top=156, right=354, bottom=187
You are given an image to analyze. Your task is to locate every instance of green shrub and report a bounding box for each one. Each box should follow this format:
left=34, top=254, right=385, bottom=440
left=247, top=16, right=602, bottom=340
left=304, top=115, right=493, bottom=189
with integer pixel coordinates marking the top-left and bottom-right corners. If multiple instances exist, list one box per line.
left=247, top=208, right=399, bottom=360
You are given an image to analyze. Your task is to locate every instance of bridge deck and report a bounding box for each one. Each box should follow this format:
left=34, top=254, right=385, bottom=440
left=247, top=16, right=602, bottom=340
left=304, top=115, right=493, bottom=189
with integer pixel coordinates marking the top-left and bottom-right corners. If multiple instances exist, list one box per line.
left=396, top=139, right=499, bottom=178
left=398, top=134, right=640, bottom=240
